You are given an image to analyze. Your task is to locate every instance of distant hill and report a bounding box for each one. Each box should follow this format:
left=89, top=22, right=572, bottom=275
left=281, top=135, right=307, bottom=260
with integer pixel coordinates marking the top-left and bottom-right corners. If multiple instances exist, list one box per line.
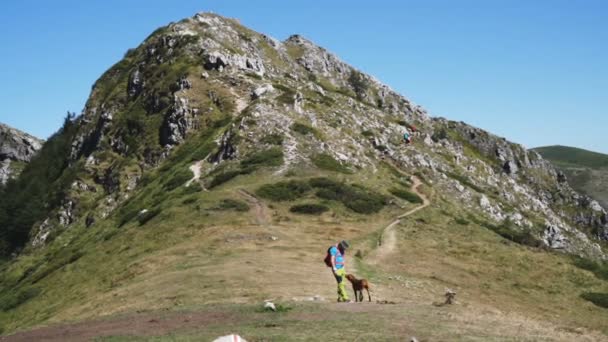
left=534, top=145, right=608, bottom=169
left=534, top=145, right=608, bottom=208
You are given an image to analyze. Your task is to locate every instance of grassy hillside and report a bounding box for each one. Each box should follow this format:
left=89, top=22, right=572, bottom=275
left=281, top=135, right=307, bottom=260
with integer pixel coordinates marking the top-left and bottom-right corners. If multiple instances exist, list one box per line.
left=534, top=145, right=608, bottom=208
left=534, top=145, right=608, bottom=169
left=2, top=164, right=608, bottom=340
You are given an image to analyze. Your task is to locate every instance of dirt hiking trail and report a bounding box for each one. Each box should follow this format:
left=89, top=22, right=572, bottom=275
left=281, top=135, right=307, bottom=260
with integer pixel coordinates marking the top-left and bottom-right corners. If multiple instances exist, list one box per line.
left=374, top=175, right=430, bottom=260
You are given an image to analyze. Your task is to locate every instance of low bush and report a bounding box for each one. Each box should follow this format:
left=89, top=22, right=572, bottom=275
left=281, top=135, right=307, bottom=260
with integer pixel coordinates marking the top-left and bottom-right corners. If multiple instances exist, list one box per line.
left=580, top=292, right=608, bottom=308
left=469, top=215, right=541, bottom=247
left=0, top=287, right=40, bottom=311
left=389, top=188, right=423, bottom=204
left=256, top=181, right=311, bottom=201
left=290, top=203, right=329, bottom=215
left=361, top=130, right=374, bottom=138
left=291, top=122, right=316, bottom=136
left=310, top=178, right=387, bottom=214
left=240, top=148, right=284, bottom=168
left=138, top=208, right=161, bottom=225
left=311, top=153, right=352, bottom=174
left=182, top=185, right=202, bottom=195
left=208, top=170, right=242, bottom=189
left=260, top=133, right=284, bottom=146
left=446, top=172, right=485, bottom=193
left=182, top=197, right=197, bottom=205
left=455, top=217, right=470, bottom=225
left=217, top=199, right=250, bottom=212
left=163, top=168, right=193, bottom=191
left=572, top=257, right=608, bottom=281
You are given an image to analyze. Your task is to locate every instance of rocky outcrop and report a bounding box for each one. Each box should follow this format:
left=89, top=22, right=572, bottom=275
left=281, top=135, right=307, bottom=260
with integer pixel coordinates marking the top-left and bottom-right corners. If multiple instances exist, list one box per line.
left=0, top=123, right=43, bottom=184
left=160, top=96, right=199, bottom=147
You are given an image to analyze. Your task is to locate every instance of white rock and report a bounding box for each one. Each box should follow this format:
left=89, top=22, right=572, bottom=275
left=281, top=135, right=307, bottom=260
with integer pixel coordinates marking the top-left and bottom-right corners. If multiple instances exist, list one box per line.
left=264, top=301, right=276, bottom=311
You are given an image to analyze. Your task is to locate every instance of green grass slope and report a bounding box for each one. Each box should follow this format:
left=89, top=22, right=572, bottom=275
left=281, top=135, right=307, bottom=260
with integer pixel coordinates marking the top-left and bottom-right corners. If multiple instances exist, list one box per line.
left=534, top=145, right=608, bottom=169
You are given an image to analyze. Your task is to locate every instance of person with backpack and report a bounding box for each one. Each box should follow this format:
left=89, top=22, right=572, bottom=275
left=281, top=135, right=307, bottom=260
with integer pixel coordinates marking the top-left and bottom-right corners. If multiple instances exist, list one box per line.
left=324, top=240, right=351, bottom=302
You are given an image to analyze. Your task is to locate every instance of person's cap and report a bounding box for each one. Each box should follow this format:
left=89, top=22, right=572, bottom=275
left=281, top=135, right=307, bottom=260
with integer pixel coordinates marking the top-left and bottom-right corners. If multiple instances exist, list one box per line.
left=339, top=240, right=350, bottom=249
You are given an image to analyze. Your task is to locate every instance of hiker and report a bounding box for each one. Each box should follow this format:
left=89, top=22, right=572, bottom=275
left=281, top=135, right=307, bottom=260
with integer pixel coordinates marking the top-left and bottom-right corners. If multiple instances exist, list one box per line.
left=325, top=240, right=351, bottom=302
left=403, top=132, right=412, bottom=144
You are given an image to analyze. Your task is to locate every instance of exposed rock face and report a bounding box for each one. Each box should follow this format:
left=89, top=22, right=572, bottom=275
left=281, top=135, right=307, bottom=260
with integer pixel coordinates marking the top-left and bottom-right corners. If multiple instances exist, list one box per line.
left=0, top=123, right=43, bottom=184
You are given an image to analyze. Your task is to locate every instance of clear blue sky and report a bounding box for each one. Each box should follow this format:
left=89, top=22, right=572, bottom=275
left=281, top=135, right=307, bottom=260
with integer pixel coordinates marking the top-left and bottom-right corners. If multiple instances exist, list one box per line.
left=1, top=0, right=606, bottom=153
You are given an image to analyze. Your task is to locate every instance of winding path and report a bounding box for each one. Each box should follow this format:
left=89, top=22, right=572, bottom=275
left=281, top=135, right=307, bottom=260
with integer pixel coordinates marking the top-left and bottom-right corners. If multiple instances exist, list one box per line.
left=237, top=189, right=270, bottom=226
left=375, top=176, right=430, bottom=259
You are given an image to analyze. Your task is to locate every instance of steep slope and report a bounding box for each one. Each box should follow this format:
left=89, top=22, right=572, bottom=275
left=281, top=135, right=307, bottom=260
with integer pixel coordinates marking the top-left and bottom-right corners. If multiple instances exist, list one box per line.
left=0, top=12, right=607, bottom=340
left=0, top=123, right=43, bottom=185
left=535, top=145, right=608, bottom=208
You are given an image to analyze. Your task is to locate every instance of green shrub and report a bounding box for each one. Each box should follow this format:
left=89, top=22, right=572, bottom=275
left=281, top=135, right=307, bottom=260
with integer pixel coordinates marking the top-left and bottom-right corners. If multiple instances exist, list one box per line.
left=240, top=148, right=284, bottom=168
left=455, top=217, right=470, bottom=225
left=291, top=122, right=316, bottom=135
left=182, top=197, right=197, bottom=205
left=209, top=170, right=243, bottom=188
left=183, top=185, right=202, bottom=195
left=389, top=188, right=423, bottom=204
left=0, top=287, right=40, bottom=311
left=446, top=172, right=485, bottom=193
left=572, top=257, right=608, bottom=281
left=290, top=203, right=329, bottom=215
left=580, top=292, right=608, bottom=308
left=275, top=84, right=297, bottom=105
left=361, top=130, right=374, bottom=138
left=260, top=133, right=284, bottom=146
left=374, top=145, right=388, bottom=152
left=469, top=216, right=541, bottom=247
left=310, top=178, right=387, bottom=214
left=311, top=153, right=352, bottom=174
left=432, top=128, right=448, bottom=142
left=138, top=208, right=161, bottom=225
left=395, top=120, right=408, bottom=126
left=164, top=168, right=193, bottom=191
left=348, top=70, right=369, bottom=100
left=216, top=199, right=250, bottom=212
left=190, top=141, right=218, bottom=161
left=256, top=181, right=311, bottom=201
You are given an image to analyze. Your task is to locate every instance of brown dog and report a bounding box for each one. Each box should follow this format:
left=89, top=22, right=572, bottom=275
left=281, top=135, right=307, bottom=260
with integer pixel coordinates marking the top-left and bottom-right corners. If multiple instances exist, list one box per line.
left=346, top=274, right=371, bottom=302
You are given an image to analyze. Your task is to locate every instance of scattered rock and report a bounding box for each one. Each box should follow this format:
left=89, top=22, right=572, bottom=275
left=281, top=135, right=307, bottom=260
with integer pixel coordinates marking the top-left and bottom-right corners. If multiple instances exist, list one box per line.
left=251, top=84, right=274, bottom=99
left=263, top=301, right=276, bottom=311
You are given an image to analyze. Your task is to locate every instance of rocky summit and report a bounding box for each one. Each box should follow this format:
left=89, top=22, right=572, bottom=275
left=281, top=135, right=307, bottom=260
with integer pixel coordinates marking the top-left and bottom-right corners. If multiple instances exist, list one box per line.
left=0, top=12, right=607, bottom=340
left=0, top=123, right=42, bottom=184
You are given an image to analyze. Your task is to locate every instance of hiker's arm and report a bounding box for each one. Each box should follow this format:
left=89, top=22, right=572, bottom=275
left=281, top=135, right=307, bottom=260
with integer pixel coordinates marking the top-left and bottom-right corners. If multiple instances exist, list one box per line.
left=331, top=255, right=337, bottom=272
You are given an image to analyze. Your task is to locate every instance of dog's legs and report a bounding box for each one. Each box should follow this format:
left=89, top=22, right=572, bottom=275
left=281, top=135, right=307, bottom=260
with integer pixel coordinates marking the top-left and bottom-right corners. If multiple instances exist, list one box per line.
left=367, top=288, right=371, bottom=302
